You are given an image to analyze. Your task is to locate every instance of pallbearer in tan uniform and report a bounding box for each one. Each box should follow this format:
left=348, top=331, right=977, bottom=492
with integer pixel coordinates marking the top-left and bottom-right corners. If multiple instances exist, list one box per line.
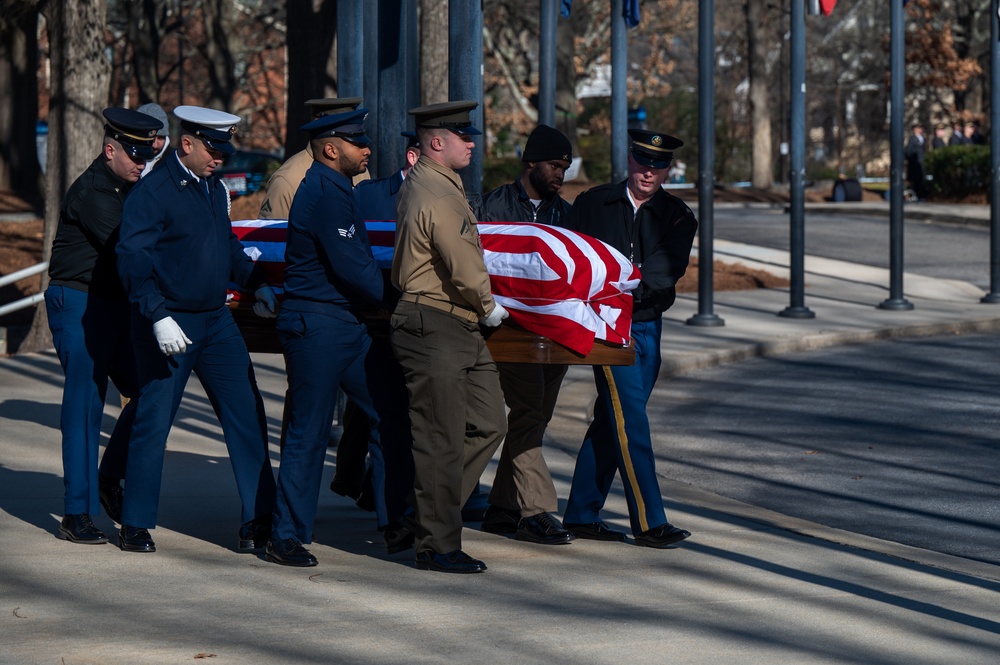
left=390, top=101, right=509, bottom=574
left=258, top=97, right=368, bottom=219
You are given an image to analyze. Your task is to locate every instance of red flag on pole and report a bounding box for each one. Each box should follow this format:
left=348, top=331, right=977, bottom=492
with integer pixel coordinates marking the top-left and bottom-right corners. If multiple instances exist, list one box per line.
left=820, top=0, right=837, bottom=15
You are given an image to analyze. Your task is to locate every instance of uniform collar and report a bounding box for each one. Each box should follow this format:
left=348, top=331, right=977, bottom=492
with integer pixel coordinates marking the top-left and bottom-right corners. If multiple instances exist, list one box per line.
left=416, top=155, right=466, bottom=194
left=310, top=159, right=353, bottom=191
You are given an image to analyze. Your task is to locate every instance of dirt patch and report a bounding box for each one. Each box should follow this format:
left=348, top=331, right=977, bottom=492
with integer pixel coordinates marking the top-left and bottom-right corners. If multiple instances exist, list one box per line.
left=677, top=256, right=788, bottom=293
left=0, top=220, right=44, bottom=327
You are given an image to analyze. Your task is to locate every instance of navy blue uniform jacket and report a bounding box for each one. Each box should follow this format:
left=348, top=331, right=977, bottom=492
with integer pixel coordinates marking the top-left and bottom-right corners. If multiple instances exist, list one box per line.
left=118, top=151, right=262, bottom=323
left=566, top=180, right=697, bottom=321
left=283, top=161, right=383, bottom=309
left=353, top=170, right=404, bottom=222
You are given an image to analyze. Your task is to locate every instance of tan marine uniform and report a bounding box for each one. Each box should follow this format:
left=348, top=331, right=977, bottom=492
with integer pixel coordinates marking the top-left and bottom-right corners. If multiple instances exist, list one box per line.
left=390, top=154, right=507, bottom=556
left=259, top=146, right=369, bottom=220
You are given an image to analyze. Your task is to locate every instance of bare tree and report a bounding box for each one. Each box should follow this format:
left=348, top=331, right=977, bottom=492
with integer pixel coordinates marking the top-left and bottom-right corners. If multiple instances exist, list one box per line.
left=0, top=2, right=42, bottom=208
left=745, top=0, right=775, bottom=188
left=21, top=0, right=111, bottom=353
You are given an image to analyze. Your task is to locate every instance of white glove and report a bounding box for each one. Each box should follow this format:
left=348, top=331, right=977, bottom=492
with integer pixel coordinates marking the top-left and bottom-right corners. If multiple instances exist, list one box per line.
left=253, top=284, right=278, bottom=319
left=481, top=302, right=509, bottom=328
left=152, top=316, right=192, bottom=356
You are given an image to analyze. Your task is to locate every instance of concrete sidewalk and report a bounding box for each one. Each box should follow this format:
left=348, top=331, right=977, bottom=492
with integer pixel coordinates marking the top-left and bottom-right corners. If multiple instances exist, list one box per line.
left=2, top=239, right=1000, bottom=664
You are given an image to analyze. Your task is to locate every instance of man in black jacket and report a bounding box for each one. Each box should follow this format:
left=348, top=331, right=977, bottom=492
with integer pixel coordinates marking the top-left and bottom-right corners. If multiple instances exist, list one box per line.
left=474, top=125, right=576, bottom=545
left=45, top=108, right=162, bottom=544
left=561, top=128, right=697, bottom=548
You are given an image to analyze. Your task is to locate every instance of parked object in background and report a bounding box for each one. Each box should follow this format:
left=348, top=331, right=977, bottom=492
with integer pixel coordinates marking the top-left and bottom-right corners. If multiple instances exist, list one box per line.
left=218, top=150, right=282, bottom=197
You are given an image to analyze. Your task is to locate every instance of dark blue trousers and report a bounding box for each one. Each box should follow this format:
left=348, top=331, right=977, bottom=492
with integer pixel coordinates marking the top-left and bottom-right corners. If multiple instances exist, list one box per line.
left=120, top=306, right=275, bottom=529
left=564, top=318, right=669, bottom=535
left=273, top=303, right=387, bottom=542
left=45, top=285, right=137, bottom=516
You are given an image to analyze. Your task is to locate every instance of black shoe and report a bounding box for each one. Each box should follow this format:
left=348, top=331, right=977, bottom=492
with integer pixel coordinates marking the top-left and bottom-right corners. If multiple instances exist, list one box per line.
left=382, top=521, right=416, bottom=554
left=634, top=523, right=691, bottom=549
left=414, top=549, right=487, bottom=574
left=516, top=512, right=574, bottom=545
left=237, top=515, right=272, bottom=552
left=58, top=514, right=108, bottom=544
left=564, top=520, right=628, bottom=542
left=480, top=505, right=521, bottom=535
left=118, top=525, right=155, bottom=552
left=266, top=538, right=318, bottom=567
left=98, top=476, right=123, bottom=524
left=329, top=477, right=362, bottom=500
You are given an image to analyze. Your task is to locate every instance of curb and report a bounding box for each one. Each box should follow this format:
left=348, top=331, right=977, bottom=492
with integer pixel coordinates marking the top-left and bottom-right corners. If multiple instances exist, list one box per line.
left=662, top=316, right=1000, bottom=377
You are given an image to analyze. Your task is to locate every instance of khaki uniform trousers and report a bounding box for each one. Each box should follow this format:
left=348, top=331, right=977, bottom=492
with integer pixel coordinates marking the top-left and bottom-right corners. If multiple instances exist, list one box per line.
left=490, top=362, right=568, bottom=517
left=390, top=301, right=507, bottom=554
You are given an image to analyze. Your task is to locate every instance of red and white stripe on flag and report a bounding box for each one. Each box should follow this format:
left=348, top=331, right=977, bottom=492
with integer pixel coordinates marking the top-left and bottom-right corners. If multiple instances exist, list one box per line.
left=230, top=219, right=640, bottom=356
left=820, top=0, right=836, bottom=16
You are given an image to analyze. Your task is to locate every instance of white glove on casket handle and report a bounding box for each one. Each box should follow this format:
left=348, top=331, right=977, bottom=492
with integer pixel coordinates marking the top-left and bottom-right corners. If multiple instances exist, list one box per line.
left=481, top=302, right=509, bottom=328
left=253, top=284, right=278, bottom=319
left=152, top=316, right=192, bottom=356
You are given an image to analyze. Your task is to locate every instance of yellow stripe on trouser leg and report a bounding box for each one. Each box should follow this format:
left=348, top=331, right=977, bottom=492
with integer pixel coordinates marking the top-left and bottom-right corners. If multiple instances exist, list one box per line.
left=603, top=366, right=648, bottom=532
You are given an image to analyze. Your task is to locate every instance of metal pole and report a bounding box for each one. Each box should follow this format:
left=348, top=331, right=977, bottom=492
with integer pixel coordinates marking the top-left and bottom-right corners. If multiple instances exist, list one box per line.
left=337, top=0, right=363, bottom=98
left=539, top=0, right=557, bottom=127
left=982, top=0, right=1000, bottom=303
left=449, top=1, right=484, bottom=195
left=879, top=0, right=913, bottom=310
left=610, top=0, right=627, bottom=184
left=687, top=0, right=723, bottom=327
left=377, top=0, right=407, bottom=179
left=363, top=1, right=379, bottom=176
left=780, top=0, right=814, bottom=319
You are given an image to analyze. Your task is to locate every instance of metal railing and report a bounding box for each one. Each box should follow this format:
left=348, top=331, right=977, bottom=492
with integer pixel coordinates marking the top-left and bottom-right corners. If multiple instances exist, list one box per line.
left=0, top=261, right=48, bottom=318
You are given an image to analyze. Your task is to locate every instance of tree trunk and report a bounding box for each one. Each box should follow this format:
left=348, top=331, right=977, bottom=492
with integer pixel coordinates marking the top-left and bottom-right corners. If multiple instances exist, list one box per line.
left=419, top=0, right=448, bottom=104
left=125, top=0, right=164, bottom=104
left=555, top=15, right=583, bottom=178
left=746, top=0, right=774, bottom=189
left=21, top=0, right=111, bottom=354
left=200, top=0, right=238, bottom=112
left=284, top=0, right=337, bottom=157
left=0, top=8, right=42, bottom=209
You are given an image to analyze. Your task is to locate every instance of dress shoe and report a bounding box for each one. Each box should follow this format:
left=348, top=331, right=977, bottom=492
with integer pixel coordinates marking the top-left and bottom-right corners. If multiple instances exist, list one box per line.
left=98, top=475, right=123, bottom=524
left=414, top=549, right=487, bottom=574
left=516, top=512, right=575, bottom=545
left=118, top=525, right=156, bottom=552
left=382, top=521, right=416, bottom=554
left=480, top=505, right=521, bottom=535
left=634, top=523, right=691, bottom=549
left=266, top=538, right=318, bottom=567
left=58, top=514, right=108, bottom=544
left=564, top=520, right=628, bottom=542
left=329, top=477, right=362, bottom=500
left=237, top=515, right=272, bottom=552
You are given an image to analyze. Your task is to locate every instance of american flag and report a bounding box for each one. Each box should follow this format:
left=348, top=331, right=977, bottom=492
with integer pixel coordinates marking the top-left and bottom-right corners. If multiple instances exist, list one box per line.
left=231, top=219, right=639, bottom=356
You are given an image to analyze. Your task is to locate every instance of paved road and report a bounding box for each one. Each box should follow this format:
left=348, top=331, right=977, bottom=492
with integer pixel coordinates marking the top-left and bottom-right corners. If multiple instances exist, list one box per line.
left=713, top=207, right=992, bottom=291
left=634, top=332, right=1000, bottom=565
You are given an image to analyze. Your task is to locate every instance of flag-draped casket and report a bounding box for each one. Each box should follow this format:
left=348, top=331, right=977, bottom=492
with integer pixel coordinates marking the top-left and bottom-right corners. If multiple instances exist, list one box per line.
left=229, top=219, right=639, bottom=363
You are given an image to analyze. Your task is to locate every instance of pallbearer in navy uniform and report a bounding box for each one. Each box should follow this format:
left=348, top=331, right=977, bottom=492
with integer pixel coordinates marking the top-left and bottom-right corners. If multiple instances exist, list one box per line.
left=45, top=108, right=162, bottom=544
left=337, top=131, right=422, bottom=553
left=266, top=108, right=388, bottom=567
left=562, top=128, right=697, bottom=548
left=116, top=106, right=279, bottom=554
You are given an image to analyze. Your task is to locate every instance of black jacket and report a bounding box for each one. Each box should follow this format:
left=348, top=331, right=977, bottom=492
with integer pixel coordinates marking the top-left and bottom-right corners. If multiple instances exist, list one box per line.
left=49, top=157, right=133, bottom=298
left=566, top=180, right=697, bottom=321
left=473, top=178, right=572, bottom=226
